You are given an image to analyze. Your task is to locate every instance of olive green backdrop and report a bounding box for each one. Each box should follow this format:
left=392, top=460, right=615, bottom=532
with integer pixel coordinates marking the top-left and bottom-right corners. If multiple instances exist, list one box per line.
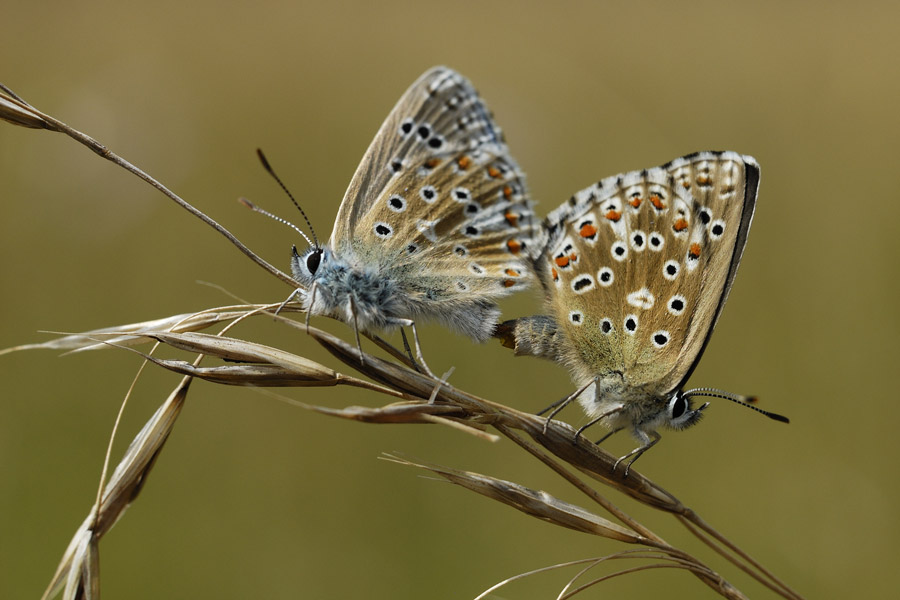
left=2, top=1, right=897, bottom=598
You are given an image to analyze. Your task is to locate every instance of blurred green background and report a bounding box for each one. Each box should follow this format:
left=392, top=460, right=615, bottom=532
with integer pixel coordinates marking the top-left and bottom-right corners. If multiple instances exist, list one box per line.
left=2, top=1, right=897, bottom=598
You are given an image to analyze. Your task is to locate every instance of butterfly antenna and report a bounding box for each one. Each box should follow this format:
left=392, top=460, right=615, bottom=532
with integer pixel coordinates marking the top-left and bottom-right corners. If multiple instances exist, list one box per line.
left=238, top=197, right=314, bottom=248
left=683, top=387, right=790, bottom=423
left=256, top=148, right=319, bottom=248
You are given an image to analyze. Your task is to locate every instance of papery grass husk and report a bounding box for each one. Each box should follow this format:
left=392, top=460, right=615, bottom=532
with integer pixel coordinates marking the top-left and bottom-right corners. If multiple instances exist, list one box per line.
left=11, top=305, right=804, bottom=600
left=2, top=82, right=803, bottom=600
left=0, top=308, right=265, bottom=355
left=0, top=83, right=57, bottom=129
left=41, top=375, right=192, bottom=600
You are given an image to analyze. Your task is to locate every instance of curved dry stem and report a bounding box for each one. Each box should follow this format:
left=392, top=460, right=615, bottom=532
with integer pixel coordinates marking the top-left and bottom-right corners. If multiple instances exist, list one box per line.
left=677, top=512, right=803, bottom=600
left=558, top=550, right=725, bottom=600
left=560, top=562, right=731, bottom=600
left=473, top=555, right=624, bottom=600
left=0, top=83, right=297, bottom=289
left=20, top=307, right=804, bottom=600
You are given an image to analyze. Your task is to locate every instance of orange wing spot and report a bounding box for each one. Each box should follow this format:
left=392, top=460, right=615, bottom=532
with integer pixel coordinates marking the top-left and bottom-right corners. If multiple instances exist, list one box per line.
left=457, top=156, right=472, bottom=170
left=697, top=174, right=711, bottom=186
left=487, top=166, right=502, bottom=178
left=504, top=268, right=521, bottom=277
left=503, top=185, right=513, bottom=199
left=629, top=197, right=642, bottom=208
left=506, top=239, right=522, bottom=254
left=579, top=223, right=597, bottom=238
left=424, top=157, right=441, bottom=169
left=605, top=210, right=621, bottom=222
left=682, top=180, right=691, bottom=189
left=689, top=243, right=701, bottom=258
left=504, top=211, right=519, bottom=226
left=673, top=218, right=689, bottom=232
left=650, top=195, right=666, bottom=210
left=551, top=267, right=559, bottom=281
left=554, top=255, right=570, bottom=268
left=503, top=279, right=516, bottom=288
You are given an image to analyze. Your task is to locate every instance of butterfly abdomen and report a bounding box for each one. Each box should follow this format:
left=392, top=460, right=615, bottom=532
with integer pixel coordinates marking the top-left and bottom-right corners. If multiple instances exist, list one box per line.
left=495, top=316, right=562, bottom=360
left=412, top=295, right=500, bottom=343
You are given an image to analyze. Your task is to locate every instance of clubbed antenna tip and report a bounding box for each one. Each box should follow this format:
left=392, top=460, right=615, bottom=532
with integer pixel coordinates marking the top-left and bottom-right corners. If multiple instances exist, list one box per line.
left=683, top=387, right=790, bottom=424
left=256, top=148, right=274, bottom=174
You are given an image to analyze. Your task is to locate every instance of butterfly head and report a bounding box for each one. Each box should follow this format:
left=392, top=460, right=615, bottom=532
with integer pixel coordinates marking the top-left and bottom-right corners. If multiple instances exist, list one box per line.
left=291, top=244, right=326, bottom=287
left=662, top=391, right=709, bottom=431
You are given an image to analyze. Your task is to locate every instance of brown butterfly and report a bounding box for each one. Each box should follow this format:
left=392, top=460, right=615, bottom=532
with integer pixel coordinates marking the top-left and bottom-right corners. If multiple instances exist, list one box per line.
left=499, top=152, right=787, bottom=474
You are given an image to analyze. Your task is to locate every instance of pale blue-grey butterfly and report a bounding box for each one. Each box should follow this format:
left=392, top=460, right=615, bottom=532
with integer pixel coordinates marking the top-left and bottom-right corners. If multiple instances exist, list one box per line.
left=245, top=67, right=539, bottom=369
left=498, top=151, right=787, bottom=474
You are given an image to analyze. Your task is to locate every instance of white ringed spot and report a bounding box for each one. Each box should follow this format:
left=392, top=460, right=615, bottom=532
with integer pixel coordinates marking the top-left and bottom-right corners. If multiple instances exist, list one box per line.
left=387, top=194, right=407, bottom=212
left=663, top=260, right=680, bottom=281
left=652, top=330, right=671, bottom=348
left=668, top=295, right=686, bottom=316
left=624, top=314, right=639, bottom=335
left=571, top=274, right=595, bottom=294
left=597, top=266, right=614, bottom=287
left=374, top=222, right=393, bottom=239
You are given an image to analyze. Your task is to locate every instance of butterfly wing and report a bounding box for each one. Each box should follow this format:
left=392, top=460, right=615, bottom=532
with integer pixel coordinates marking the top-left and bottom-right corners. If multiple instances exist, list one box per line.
left=539, top=152, right=758, bottom=394
left=334, top=67, right=539, bottom=306
left=332, top=67, right=524, bottom=242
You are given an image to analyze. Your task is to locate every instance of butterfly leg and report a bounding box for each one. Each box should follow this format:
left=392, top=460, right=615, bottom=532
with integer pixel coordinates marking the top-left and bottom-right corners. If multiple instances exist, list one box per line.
left=398, top=328, right=420, bottom=371
left=384, top=318, right=437, bottom=378
left=614, top=431, right=662, bottom=477
left=536, top=393, right=575, bottom=416
left=572, top=407, right=624, bottom=443
left=543, top=378, right=597, bottom=434
left=348, top=295, right=365, bottom=367
left=594, top=426, right=623, bottom=446
left=304, top=282, right=319, bottom=334
left=274, top=287, right=302, bottom=317
left=407, top=321, right=437, bottom=379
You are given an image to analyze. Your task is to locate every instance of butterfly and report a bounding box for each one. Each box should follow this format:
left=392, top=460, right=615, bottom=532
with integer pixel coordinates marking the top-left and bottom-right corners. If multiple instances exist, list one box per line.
left=249, top=67, right=539, bottom=368
left=497, top=151, right=787, bottom=474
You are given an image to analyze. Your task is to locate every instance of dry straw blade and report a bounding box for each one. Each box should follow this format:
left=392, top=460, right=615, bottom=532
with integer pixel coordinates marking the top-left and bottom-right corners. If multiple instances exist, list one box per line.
left=382, top=453, right=646, bottom=543
left=0, top=83, right=56, bottom=129
left=41, top=377, right=192, bottom=600
left=17, top=307, right=802, bottom=600
left=0, top=309, right=260, bottom=355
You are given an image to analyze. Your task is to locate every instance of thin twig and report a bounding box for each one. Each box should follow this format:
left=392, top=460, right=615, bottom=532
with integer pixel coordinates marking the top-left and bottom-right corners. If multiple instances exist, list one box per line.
left=0, top=83, right=297, bottom=288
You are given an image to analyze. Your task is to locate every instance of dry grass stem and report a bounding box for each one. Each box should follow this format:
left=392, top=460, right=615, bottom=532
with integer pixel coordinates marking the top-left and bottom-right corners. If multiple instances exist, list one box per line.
left=0, top=83, right=296, bottom=288
left=0, top=83, right=56, bottom=129
left=0, top=308, right=267, bottom=356
left=382, top=454, right=647, bottom=543
left=10, top=306, right=804, bottom=600
left=40, top=376, right=193, bottom=600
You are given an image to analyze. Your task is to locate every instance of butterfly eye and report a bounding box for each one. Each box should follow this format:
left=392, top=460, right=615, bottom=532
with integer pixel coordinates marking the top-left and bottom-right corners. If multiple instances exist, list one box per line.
left=306, top=248, right=323, bottom=275
left=671, top=396, right=687, bottom=419
left=666, top=394, right=707, bottom=430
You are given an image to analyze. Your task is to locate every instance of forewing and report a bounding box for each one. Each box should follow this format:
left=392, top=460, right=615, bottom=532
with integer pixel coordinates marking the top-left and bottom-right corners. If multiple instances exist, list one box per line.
left=540, top=152, right=758, bottom=392
left=331, top=67, right=509, bottom=246
left=346, top=68, right=539, bottom=300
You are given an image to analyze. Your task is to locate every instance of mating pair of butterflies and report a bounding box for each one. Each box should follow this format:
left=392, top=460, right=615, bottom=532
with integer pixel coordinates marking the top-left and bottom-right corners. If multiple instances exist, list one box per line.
left=258, top=66, right=785, bottom=474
